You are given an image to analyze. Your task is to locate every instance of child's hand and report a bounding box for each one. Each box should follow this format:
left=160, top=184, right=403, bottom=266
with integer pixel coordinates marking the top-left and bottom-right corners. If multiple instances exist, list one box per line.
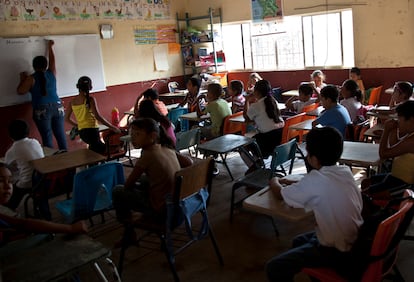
left=48, top=40, right=55, bottom=47
left=20, top=72, right=29, bottom=81
left=279, top=178, right=297, bottom=185
left=71, top=221, right=88, bottom=234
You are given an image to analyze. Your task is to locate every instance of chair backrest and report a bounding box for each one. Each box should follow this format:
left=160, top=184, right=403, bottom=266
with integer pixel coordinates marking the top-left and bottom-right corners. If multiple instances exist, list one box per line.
left=175, top=128, right=200, bottom=153
left=222, top=112, right=246, bottom=135
left=175, top=157, right=214, bottom=201
left=301, top=102, right=319, bottom=114
left=361, top=189, right=414, bottom=281
left=70, top=162, right=125, bottom=221
left=281, top=112, right=306, bottom=144
left=102, top=129, right=128, bottom=161
left=167, top=107, right=189, bottom=132
left=367, top=86, right=383, bottom=106
left=270, top=138, right=297, bottom=176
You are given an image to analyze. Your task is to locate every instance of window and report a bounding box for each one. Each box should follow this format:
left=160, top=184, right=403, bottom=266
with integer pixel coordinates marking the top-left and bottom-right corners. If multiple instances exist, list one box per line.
left=221, top=9, right=354, bottom=71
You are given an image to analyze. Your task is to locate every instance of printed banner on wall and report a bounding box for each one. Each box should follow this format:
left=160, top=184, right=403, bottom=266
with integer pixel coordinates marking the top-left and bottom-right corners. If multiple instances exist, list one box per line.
left=0, top=0, right=171, bottom=21
left=252, top=0, right=282, bottom=22
left=134, top=24, right=176, bottom=45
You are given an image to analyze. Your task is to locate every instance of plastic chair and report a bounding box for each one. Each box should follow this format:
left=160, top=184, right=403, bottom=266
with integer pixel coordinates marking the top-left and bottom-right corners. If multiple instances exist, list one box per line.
left=301, top=189, right=414, bottom=282
left=55, top=162, right=125, bottom=223
left=175, top=127, right=200, bottom=157
left=102, top=128, right=130, bottom=164
left=230, top=138, right=297, bottom=223
left=281, top=112, right=307, bottom=144
left=222, top=112, right=246, bottom=135
left=117, top=158, right=223, bottom=281
left=367, top=86, right=383, bottom=106
left=167, top=107, right=189, bottom=132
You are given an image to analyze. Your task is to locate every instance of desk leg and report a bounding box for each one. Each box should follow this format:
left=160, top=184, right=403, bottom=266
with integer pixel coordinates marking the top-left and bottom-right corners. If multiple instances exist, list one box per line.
left=219, top=153, right=233, bottom=181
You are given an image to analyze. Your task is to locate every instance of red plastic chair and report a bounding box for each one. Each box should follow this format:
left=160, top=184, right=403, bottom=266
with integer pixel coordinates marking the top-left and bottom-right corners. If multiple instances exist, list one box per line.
left=368, top=86, right=383, bottom=106
left=222, top=112, right=246, bottom=135
left=302, top=189, right=414, bottom=282
left=281, top=112, right=306, bottom=144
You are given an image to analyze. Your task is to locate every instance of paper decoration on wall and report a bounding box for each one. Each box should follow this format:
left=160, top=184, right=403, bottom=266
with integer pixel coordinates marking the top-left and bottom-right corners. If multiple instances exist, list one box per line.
left=252, top=0, right=283, bottom=22
left=153, top=44, right=169, bottom=71
left=0, top=0, right=171, bottom=21
left=134, top=24, right=176, bottom=45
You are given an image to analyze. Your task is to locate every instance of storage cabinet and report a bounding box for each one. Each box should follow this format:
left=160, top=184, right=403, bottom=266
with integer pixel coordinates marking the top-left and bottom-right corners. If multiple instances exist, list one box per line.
left=176, top=8, right=225, bottom=78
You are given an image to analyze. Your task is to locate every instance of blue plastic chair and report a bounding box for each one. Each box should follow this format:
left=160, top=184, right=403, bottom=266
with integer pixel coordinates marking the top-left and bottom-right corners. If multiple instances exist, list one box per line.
left=167, top=107, right=189, bottom=132
left=55, top=162, right=125, bottom=223
left=175, top=128, right=200, bottom=157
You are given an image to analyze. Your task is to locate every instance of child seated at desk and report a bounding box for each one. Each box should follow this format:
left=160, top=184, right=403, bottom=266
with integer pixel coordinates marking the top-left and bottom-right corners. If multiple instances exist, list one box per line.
left=0, top=163, right=87, bottom=245
left=227, top=80, right=246, bottom=113
left=361, top=100, right=414, bottom=196
left=339, top=79, right=363, bottom=123
left=313, top=85, right=351, bottom=137
left=246, top=72, right=263, bottom=95
left=178, top=77, right=205, bottom=112
left=349, top=67, right=365, bottom=95
left=4, top=120, right=44, bottom=210
left=388, top=81, right=413, bottom=109
left=285, top=83, right=317, bottom=114
left=196, top=83, right=231, bottom=140
left=310, top=70, right=327, bottom=97
left=112, top=118, right=192, bottom=224
left=267, top=127, right=363, bottom=282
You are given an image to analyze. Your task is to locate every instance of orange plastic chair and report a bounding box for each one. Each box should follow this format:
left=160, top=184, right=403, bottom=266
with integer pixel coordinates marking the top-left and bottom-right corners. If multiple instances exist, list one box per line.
left=301, top=102, right=319, bottom=114
left=302, top=189, right=414, bottom=282
left=222, top=112, right=246, bottom=135
left=281, top=112, right=306, bottom=144
left=368, top=86, right=383, bottom=106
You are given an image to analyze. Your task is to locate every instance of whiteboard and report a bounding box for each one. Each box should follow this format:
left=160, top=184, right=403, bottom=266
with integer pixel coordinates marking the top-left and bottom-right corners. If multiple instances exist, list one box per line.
left=0, top=34, right=106, bottom=107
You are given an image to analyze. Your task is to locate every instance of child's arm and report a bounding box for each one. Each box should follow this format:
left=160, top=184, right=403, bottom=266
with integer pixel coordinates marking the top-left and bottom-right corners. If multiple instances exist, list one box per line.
left=243, top=95, right=255, bottom=122
left=89, top=97, right=121, bottom=133
left=64, top=101, right=77, bottom=127
left=379, top=119, right=414, bottom=159
left=285, top=96, right=298, bottom=111
left=124, top=164, right=144, bottom=189
left=47, top=40, right=56, bottom=76
left=196, top=94, right=207, bottom=117
left=269, top=177, right=284, bottom=200
left=17, top=72, right=34, bottom=95
left=0, top=213, right=87, bottom=234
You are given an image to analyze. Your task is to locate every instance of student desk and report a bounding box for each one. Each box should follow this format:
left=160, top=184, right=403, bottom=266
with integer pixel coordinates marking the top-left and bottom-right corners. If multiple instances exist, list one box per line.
left=0, top=234, right=112, bottom=282
left=197, top=134, right=254, bottom=181
left=31, top=148, right=106, bottom=175
left=180, top=111, right=210, bottom=122
left=340, top=141, right=381, bottom=175
left=288, top=119, right=314, bottom=131
left=282, top=90, right=299, bottom=97
left=243, top=186, right=312, bottom=221
left=159, top=91, right=188, bottom=104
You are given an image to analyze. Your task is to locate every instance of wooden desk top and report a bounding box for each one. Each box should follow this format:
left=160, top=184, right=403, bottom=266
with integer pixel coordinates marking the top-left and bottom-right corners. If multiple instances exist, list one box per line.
left=340, top=141, right=380, bottom=167
left=0, top=234, right=110, bottom=282
left=197, top=134, right=254, bottom=154
left=243, top=186, right=312, bottom=221
left=289, top=119, right=314, bottom=131
left=179, top=111, right=210, bottom=121
left=31, top=148, right=106, bottom=174
left=282, top=90, right=299, bottom=96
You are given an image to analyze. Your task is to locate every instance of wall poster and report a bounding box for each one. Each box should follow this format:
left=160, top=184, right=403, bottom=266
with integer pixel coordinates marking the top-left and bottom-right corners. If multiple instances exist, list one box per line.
left=252, top=0, right=282, bottom=22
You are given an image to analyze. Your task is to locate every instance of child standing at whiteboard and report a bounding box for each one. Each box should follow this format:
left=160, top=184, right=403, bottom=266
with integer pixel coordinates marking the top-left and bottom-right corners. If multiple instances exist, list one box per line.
left=65, top=76, right=120, bottom=154
left=17, top=40, right=67, bottom=151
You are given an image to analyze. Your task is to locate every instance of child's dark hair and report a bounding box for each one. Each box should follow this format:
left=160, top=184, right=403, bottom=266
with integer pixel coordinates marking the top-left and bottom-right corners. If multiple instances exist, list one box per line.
left=8, top=119, right=29, bottom=141
left=342, top=79, right=363, bottom=102
left=350, top=67, right=361, bottom=76
left=208, top=83, right=223, bottom=99
left=320, top=85, right=339, bottom=102
left=299, top=83, right=314, bottom=96
left=254, top=80, right=281, bottom=123
left=143, top=88, right=159, bottom=100
left=129, top=118, right=174, bottom=149
left=395, top=81, right=413, bottom=99
left=138, top=100, right=171, bottom=129
left=188, top=77, right=201, bottom=90
left=396, top=100, right=414, bottom=120
left=77, top=76, right=92, bottom=108
left=306, top=127, right=343, bottom=166
left=230, top=80, right=244, bottom=95
left=33, top=56, right=48, bottom=96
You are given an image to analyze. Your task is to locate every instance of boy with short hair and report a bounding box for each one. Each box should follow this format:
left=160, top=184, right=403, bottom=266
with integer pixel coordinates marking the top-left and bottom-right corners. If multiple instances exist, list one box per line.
left=266, top=127, right=363, bottom=282
left=196, top=83, right=231, bottom=140
left=5, top=119, right=44, bottom=210
left=313, top=85, right=351, bottom=136
left=285, top=83, right=317, bottom=113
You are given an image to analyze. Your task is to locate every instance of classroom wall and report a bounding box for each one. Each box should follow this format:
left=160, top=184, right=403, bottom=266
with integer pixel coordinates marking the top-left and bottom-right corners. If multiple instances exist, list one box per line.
left=1, top=0, right=413, bottom=155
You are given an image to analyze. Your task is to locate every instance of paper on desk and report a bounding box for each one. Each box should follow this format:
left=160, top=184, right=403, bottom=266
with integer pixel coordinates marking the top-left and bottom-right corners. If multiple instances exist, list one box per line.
left=153, top=44, right=169, bottom=71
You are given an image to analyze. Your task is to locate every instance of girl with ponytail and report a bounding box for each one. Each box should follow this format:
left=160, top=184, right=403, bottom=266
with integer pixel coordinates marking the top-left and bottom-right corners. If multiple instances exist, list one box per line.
left=112, top=118, right=192, bottom=222
left=17, top=40, right=67, bottom=150
left=65, top=76, right=120, bottom=154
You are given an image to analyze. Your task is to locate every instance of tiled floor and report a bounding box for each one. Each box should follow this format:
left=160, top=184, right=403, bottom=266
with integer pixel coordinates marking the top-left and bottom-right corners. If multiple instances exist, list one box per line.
left=46, top=150, right=414, bottom=281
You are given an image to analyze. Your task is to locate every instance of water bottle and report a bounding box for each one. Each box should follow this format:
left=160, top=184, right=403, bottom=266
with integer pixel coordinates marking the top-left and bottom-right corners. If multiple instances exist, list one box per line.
left=111, top=107, right=120, bottom=127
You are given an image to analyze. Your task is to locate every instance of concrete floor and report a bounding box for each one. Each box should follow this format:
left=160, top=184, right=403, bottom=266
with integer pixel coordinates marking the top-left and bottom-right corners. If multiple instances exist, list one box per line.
left=56, top=151, right=414, bottom=282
